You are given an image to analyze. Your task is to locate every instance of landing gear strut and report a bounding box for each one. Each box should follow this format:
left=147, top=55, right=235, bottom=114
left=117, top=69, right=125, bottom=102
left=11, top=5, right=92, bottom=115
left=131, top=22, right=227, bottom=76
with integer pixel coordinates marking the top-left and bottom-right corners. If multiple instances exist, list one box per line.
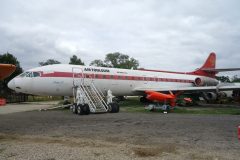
left=107, top=90, right=120, bottom=113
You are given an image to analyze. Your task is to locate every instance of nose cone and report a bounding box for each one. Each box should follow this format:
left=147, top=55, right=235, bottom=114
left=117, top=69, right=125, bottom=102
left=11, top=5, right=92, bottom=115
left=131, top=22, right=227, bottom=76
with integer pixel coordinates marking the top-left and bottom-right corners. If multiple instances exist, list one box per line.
left=8, top=79, right=15, bottom=90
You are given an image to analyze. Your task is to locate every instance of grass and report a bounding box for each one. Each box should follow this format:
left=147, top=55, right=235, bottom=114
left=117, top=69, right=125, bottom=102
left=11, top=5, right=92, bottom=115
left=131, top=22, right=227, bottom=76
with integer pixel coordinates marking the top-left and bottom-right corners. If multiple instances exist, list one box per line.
left=120, top=97, right=240, bottom=115
left=27, top=96, right=240, bottom=115
left=27, top=96, right=62, bottom=102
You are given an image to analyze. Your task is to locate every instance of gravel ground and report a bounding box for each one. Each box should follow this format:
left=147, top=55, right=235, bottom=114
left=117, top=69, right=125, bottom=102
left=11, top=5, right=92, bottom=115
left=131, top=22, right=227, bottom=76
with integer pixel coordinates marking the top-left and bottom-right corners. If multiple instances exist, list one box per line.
left=0, top=101, right=58, bottom=115
left=0, top=109, right=240, bottom=160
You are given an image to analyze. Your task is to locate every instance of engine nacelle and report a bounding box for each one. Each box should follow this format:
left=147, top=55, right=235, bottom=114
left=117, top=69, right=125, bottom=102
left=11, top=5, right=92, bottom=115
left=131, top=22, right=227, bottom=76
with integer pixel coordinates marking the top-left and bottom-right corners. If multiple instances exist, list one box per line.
left=206, top=92, right=217, bottom=100
left=194, top=77, right=219, bottom=86
left=202, top=92, right=217, bottom=102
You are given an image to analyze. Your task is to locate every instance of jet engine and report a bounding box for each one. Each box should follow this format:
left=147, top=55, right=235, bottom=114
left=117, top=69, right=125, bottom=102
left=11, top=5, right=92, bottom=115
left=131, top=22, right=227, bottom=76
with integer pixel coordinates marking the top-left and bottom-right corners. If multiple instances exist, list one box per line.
left=202, top=91, right=228, bottom=102
left=206, top=92, right=217, bottom=100
left=194, top=77, right=219, bottom=86
left=202, top=92, right=217, bottom=102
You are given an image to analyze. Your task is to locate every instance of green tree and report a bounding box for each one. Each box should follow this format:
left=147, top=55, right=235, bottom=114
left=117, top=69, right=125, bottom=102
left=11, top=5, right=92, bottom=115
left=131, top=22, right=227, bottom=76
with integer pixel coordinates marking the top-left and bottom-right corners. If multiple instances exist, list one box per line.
left=0, top=52, right=23, bottom=96
left=90, top=59, right=108, bottom=67
left=39, top=59, right=61, bottom=66
left=91, top=52, right=139, bottom=69
left=104, top=52, right=139, bottom=69
left=69, top=55, right=84, bottom=65
left=216, top=76, right=230, bottom=83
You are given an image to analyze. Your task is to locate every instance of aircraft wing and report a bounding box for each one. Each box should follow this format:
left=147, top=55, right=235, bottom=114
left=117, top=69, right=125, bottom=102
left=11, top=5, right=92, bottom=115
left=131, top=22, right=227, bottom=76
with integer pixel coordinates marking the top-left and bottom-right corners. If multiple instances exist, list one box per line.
left=0, top=64, right=16, bottom=80
left=134, top=83, right=240, bottom=93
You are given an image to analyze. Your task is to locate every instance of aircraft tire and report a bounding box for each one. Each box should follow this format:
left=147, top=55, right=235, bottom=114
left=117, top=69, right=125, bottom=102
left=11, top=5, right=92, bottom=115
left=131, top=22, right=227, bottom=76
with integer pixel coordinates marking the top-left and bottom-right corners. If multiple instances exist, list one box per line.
left=77, top=104, right=84, bottom=115
left=108, top=103, right=119, bottom=113
left=82, top=104, right=90, bottom=115
left=72, top=103, right=78, bottom=114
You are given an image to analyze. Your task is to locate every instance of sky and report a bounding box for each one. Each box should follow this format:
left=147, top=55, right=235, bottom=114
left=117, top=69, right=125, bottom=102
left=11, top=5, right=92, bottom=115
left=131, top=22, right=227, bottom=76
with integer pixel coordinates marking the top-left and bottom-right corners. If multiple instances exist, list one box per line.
left=0, top=0, right=240, bottom=76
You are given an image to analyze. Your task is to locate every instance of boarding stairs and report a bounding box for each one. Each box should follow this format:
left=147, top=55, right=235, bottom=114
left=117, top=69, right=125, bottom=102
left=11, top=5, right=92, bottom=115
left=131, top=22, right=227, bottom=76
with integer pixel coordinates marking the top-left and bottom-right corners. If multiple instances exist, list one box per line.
left=72, top=68, right=109, bottom=113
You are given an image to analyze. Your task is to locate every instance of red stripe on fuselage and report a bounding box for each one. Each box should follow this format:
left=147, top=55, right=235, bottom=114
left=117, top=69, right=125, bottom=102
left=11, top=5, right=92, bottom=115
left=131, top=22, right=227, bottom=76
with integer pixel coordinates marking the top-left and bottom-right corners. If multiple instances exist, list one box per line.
left=40, top=71, right=194, bottom=83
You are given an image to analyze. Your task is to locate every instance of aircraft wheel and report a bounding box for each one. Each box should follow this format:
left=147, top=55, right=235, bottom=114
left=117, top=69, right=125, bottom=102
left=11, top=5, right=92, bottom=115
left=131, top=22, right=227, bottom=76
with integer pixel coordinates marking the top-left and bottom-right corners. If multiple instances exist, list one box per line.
left=72, top=103, right=78, bottom=114
left=77, top=104, right=84, bottom=115
left=108, top=103, right=119, bottom=113
left=82, top=104, right=90, bottom=115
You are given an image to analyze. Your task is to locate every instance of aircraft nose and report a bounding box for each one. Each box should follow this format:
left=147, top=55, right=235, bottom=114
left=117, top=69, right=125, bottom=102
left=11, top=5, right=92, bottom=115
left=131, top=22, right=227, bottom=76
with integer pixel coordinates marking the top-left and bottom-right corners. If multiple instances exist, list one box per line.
left=8, top=79, right=15, bottom=90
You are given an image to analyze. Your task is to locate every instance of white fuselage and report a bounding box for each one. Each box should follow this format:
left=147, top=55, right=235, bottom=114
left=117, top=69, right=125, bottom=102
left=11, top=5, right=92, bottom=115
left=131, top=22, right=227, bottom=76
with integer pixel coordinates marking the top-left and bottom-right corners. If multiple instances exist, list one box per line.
left=8, top=64, right=204, bottom=96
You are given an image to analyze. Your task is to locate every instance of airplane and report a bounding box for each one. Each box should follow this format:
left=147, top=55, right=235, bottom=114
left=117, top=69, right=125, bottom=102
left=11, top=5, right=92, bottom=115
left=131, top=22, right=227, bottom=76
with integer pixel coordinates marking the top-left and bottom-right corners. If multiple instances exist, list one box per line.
left=7, top=52, right=240, bottom=113
left=0, top=64, right=16, bottom=80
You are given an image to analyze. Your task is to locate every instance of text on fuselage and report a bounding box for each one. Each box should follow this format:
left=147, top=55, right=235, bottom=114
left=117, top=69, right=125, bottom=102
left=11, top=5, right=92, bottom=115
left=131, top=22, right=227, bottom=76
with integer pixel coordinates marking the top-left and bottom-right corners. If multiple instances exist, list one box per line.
left=84, top=68, right=110, bottom=72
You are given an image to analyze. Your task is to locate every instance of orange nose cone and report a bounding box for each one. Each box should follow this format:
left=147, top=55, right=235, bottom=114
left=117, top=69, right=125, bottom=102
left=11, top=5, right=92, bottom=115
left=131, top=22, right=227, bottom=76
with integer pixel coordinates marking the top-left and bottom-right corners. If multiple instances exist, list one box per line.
left=0, top=64, right=16, bottom=80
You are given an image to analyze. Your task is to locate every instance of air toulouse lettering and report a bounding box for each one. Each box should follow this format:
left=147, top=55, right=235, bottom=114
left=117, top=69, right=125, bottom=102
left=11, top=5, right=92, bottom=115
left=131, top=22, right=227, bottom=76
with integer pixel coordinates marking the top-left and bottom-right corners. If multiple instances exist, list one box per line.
left=84, top=68, right=110, bottom=72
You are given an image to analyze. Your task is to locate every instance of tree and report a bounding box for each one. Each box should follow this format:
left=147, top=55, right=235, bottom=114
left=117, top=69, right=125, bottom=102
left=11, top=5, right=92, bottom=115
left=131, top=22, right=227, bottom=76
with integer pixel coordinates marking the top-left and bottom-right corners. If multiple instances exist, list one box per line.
left=90, top=59, right=108, bottom=67
left=69, top=55, right=84, bottom=65
left=90, top=52, right=139, bottom=69
left=104, top=52, right=139, bottom=69
left=216, top=76, right=230, bottom=83
left=0, top=52, right=23, bottom=96
left=39, top=59, right=61, bottom=66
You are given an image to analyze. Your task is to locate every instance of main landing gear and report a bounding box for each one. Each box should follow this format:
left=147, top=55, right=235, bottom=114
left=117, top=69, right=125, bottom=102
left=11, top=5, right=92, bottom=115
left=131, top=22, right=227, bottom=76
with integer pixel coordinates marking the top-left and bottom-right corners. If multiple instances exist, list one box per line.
left=71, top=103, right=90, bottom=115
left=71, top=88, right=120, bottom=115
left=108, top=102, right=119, bottom=113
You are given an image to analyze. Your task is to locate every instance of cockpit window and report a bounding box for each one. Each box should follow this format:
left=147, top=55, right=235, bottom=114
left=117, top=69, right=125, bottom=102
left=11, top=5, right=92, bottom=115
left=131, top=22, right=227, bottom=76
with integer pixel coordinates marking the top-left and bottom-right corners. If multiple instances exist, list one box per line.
left=19, top=72, right=30, bottom=77
left=19, top=72, right=41, bottom=78
left=26, top=72, right=32, bottom=77
left=33, top=72, right=40, bottom=77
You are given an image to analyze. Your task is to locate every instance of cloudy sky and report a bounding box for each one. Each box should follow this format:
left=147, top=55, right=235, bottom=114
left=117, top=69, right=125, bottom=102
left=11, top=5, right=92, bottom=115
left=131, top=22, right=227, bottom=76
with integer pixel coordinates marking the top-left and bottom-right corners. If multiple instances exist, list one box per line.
left=1, top=0, right=240, bottom=76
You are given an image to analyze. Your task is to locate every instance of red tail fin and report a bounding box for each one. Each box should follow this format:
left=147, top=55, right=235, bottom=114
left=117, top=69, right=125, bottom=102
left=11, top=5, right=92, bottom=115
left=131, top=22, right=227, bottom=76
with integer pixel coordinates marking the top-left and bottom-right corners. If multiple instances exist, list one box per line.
left=200, top=52, right=216, bottom=69
left=188, top=52, right=216, bottom=78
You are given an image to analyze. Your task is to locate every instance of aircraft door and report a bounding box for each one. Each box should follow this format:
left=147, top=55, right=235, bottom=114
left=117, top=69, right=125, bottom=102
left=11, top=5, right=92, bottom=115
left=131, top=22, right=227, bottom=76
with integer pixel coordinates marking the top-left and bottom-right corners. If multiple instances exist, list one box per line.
left=72, top=67, right=84, bottom=87
left=143, top=75, right=148, bottom=85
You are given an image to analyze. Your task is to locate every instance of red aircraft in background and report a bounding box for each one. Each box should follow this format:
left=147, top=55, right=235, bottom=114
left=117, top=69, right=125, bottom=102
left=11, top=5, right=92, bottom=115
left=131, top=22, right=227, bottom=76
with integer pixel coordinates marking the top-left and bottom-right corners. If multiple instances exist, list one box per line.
left=0, top=64, right=16, bottom=80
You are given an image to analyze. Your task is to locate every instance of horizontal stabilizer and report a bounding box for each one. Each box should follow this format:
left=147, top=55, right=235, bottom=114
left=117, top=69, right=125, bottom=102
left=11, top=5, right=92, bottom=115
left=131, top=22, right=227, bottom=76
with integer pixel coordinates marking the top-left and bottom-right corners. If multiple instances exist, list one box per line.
left=201, top=68, right=240, bottom=72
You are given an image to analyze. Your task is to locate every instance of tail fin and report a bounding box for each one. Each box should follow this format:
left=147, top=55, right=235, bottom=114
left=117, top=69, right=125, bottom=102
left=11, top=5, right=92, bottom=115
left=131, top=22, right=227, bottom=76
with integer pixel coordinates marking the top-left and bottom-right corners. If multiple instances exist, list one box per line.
left=200, top=52, right=216, bottom=69
left=188, top=52, right=216, bottom=78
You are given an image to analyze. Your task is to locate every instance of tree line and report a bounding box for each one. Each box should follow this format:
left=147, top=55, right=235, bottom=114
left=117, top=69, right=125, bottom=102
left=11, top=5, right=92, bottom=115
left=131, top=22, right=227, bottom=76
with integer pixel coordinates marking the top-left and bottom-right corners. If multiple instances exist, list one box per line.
left=38, top=52, right=139, bottom=70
